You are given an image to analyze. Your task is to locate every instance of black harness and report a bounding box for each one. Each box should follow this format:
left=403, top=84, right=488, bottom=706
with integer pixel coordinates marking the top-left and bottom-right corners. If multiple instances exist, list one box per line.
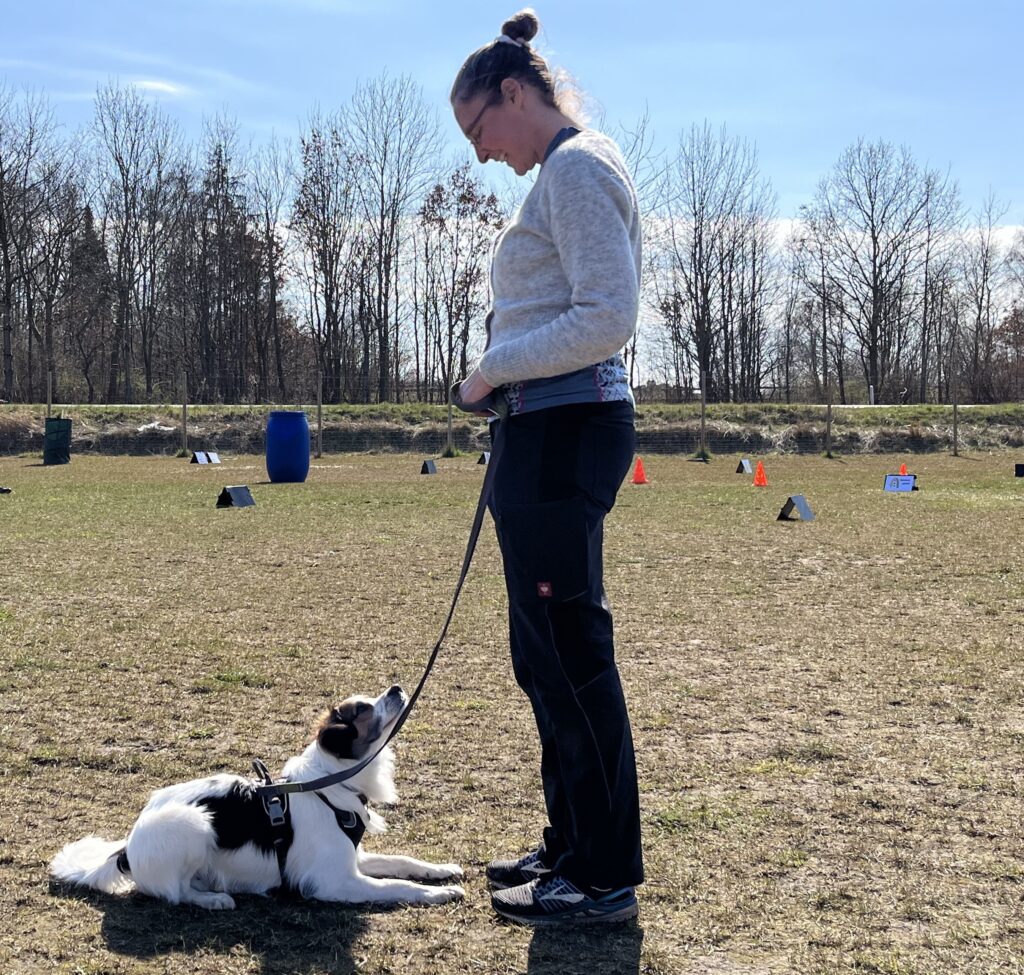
left=115, top=766, right=369, bottom=887
left=253, top=759, right=367, bottom=887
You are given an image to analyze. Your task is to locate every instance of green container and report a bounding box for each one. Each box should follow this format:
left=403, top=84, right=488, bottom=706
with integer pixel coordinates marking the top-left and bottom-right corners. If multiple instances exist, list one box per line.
left=43, top=417, right=72, bottom=465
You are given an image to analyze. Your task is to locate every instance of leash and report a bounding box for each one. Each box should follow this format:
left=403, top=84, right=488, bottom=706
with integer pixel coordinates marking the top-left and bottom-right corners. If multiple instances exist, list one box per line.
left=256, top=406, right=503, bottom=800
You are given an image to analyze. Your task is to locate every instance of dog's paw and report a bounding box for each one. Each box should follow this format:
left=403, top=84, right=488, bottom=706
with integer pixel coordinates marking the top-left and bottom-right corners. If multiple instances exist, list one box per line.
left=196, top=892, right=236, bottom=910
left=434, top=863, right=464, bottom=881
left=426, top=884, right=464, bottom=905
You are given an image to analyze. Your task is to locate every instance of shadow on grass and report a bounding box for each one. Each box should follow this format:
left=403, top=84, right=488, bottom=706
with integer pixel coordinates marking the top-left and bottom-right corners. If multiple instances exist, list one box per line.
left=527, top=919, right=644, bottom=975
left=54, top=882, right=379, bottom=975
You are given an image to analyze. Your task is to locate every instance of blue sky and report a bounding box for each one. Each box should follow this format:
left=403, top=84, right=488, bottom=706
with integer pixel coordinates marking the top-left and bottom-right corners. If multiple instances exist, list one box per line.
left=4, top=0, right=1022, bottom=221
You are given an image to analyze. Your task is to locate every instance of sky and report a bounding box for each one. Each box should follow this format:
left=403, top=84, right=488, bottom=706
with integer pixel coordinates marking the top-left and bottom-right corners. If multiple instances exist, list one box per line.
left=3, top=0, right=1023, bottom=223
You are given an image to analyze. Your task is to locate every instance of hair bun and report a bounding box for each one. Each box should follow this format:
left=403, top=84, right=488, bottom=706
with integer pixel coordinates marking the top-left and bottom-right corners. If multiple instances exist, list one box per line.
left=501, top=9, right=540, bottom=45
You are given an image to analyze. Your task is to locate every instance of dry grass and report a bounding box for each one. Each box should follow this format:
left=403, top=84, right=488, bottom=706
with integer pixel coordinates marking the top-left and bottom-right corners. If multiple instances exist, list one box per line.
left=1, top=449, right=1023, bottom=975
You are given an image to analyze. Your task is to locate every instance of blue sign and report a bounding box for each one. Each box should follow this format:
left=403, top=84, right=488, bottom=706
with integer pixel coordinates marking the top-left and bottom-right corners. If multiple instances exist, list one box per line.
left=884, top=475, right=917, bottom=492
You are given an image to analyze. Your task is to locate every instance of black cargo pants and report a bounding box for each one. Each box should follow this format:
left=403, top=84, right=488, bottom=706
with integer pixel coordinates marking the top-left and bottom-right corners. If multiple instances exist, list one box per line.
left=489, top=400, right=644, bottom=890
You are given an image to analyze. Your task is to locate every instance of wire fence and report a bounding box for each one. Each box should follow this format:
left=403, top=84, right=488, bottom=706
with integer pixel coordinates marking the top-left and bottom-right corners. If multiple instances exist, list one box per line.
left=2, top=402, right=1023, bottom=458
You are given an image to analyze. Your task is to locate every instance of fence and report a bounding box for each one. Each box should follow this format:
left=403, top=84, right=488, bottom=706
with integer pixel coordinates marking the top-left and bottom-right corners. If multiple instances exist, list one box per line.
left=3, top=400, right=1023, bottom=458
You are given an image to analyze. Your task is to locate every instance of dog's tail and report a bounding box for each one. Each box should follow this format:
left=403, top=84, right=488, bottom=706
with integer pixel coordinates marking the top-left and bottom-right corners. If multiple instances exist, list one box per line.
left=50, top=836, right=134, bottom=895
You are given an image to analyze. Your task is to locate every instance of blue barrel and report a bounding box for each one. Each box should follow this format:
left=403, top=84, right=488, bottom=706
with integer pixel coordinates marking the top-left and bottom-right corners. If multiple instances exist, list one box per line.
left=266, top=411, right=310, bottom=483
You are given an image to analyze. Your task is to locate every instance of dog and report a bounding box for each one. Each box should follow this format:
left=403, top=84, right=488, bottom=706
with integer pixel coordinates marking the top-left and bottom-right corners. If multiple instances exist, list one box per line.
left=50, top=684, right=464, bottom=909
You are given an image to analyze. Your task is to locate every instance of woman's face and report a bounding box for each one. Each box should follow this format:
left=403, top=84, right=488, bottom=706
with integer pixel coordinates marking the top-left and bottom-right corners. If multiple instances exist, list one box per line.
left=453, top=84, right=533, bottom=176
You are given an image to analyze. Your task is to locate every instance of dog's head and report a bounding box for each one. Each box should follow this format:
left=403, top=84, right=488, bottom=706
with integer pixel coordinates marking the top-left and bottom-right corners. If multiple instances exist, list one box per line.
left=314, top=684, right=408, bottom=762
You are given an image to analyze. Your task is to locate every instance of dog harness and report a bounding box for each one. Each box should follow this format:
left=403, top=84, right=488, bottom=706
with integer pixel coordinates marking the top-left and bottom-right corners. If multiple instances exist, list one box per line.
left=253, top=759, right=367, bottom=888
left=111, top=785, right=366, bottom=888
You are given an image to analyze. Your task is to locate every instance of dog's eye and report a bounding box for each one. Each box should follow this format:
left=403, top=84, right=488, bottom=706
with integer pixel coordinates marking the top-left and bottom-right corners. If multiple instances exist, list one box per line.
left=355, top=703, right=370, bottom=715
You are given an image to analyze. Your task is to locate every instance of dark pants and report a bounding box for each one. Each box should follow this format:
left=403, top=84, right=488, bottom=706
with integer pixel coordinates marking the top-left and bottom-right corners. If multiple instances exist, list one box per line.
left=489, top=401, right=644, bottom=890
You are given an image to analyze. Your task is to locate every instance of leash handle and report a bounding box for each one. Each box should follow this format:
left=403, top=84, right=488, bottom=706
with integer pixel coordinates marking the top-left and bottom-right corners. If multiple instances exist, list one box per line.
left=257, top=422, right=504, bottom=799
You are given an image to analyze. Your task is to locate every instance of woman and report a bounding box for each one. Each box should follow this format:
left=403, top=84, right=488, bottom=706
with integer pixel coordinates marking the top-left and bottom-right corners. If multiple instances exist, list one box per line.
left=452, top=10, right=644, bottom=925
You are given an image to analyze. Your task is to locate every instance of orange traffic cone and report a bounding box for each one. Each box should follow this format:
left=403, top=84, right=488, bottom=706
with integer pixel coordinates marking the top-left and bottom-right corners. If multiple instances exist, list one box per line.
left=899, top=462, right=908, bottom=475
left=753, top=461, right=768, bottom=487
left=632, top=457, right=649, bottom=485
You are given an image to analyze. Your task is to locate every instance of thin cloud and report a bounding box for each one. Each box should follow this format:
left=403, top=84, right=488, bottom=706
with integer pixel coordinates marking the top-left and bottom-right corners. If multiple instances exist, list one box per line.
left=70, top=42, right=273, bottom=96
left=2, top=51, right=227, bottom=103
left=132, top=79, right=191, bottom=98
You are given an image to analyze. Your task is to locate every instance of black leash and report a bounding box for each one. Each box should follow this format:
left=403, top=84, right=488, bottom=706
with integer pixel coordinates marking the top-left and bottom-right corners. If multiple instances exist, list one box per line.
left=255, top=410, right=503, bottom=800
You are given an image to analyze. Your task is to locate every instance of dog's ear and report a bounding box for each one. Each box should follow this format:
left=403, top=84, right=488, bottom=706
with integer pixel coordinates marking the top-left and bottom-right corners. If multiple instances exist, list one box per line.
left=318, top=720, right=358, bottom=759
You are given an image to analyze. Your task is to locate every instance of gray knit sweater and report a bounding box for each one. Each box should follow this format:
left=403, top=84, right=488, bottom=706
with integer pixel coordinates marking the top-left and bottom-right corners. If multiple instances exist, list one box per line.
left=477, top=128, right=642, bottom=389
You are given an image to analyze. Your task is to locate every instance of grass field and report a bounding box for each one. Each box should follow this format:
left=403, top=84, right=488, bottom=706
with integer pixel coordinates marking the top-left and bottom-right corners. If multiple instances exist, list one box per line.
left=1, top=449, right=1022, bottom=975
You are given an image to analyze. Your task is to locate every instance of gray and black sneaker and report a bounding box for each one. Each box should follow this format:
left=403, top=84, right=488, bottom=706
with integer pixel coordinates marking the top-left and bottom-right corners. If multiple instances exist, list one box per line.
left=485, top=847, right=553, bottom=889
left=491, top=875, right=638, bottom=925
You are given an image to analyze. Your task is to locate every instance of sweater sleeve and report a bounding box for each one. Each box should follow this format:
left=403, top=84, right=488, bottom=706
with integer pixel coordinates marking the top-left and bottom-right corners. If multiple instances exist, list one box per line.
left=476, top=148, right=639, bottom=387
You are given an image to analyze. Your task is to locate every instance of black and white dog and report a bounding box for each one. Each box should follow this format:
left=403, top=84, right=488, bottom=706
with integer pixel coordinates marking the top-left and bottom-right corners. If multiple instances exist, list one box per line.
left=50, top=685, right=464, bottom=909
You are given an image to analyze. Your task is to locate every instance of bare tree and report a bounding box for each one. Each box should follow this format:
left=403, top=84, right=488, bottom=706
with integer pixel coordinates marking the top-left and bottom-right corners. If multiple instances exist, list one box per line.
left=652, top=123, right=773, bottom=401
left=251, top=132, right=293, bottom=400
left=135, top=112, right=179, bottom=398
left=27, top=147, right=83, bottom=400
left=0, top=86, right=56, bottom=401
left=801, top=139, right=932, bottom=402
left=914, top=169, right=961, bottom=401
left=93, top=82, right=172, bottom=401
left=415, top=162, right=502, bottom=400
left=960, top=192, right=1008, bottom=401
left=344, top=74, right=443, bottom=401
left=291, top=109, right=357, bottom=403
left=1007, top=229, right=1024, bottom=296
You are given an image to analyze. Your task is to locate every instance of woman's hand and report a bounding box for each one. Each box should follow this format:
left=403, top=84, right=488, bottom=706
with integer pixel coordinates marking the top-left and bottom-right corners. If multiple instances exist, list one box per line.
left=454, top=368, right=496, bottom=416
left=459, top=368, right=494, bottom=404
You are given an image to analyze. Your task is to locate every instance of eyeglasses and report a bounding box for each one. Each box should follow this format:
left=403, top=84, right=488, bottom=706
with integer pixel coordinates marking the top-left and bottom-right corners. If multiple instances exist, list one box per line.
left=461, top=98, right=499, bottom=149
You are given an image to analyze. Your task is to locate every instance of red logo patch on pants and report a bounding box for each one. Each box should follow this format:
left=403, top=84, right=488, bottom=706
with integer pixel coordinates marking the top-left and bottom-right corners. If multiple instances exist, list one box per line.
left=536, top=582, right=553, bottom=598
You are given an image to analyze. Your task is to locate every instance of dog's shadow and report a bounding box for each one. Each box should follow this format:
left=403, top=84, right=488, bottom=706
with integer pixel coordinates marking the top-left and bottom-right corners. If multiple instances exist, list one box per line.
left=527, top=918, right=644, bottom=974
left=57, top=883, right=378, bottom=975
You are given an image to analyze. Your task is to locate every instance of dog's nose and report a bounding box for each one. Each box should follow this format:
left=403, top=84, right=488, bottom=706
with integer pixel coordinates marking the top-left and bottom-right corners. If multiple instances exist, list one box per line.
left=387, top=684, right=404, bottom=698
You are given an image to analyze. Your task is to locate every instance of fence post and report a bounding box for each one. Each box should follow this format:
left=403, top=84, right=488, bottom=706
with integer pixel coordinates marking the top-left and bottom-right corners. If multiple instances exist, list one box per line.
left=699, top=369, right=707, bottom=460
left=445, top=384, right=455, bottom=458
left=952, top=393, right=959, bottom=458
left=316, top=370, right=323, bottom=459
left=825, top=396, right=833, bottom=458
left=180, top=375, right=188, bottom=456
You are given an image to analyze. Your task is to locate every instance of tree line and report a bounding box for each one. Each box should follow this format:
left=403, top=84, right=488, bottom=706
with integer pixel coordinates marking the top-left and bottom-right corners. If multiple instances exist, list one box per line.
left=1, top=77, right=1022, bottom=406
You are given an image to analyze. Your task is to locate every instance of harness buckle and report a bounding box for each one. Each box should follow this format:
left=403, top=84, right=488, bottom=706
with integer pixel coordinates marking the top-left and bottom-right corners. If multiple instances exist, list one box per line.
left=262, top=793, right=288, bottom=827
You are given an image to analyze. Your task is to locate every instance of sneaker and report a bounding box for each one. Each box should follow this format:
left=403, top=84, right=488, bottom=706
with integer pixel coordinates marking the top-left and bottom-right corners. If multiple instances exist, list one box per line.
left=491, top=875, right=638, bottom=925
left=486, top=847, right=552, bottom=889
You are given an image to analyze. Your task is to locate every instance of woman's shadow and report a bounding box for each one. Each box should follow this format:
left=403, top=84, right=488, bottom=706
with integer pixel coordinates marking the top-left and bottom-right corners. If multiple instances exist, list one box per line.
left=527, top=919, right=644, bottom=975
